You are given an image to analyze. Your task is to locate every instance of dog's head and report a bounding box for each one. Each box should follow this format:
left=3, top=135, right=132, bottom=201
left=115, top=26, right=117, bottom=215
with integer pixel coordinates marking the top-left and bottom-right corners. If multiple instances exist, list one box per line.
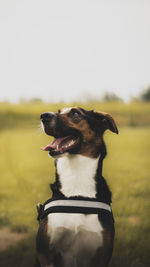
left=40, top=107, right=118, bottom=158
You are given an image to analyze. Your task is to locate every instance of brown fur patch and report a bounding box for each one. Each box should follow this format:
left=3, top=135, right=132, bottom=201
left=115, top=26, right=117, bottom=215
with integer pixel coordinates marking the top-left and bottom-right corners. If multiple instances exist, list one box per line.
left=36, top=218, right=63, bottom=266
left=91, top=229, right=114, bottom=267
left=59, top=108, right=103, bottom=158
left=36, top=218, right=53, bottom=265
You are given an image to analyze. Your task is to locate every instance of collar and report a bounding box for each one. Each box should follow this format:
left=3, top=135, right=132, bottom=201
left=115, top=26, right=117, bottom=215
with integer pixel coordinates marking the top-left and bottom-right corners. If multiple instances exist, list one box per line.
left=37, top=198, right=112, bottom=221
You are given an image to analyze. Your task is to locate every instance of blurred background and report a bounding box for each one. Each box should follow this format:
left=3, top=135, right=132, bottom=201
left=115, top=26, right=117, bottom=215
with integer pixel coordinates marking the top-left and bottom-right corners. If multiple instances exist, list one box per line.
left=0, top=1, right=150, bottom=266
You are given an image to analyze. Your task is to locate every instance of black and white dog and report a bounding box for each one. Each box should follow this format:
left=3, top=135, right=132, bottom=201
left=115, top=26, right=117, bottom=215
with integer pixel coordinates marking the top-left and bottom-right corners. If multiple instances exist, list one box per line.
left=35, top=107, right=118, bottom=267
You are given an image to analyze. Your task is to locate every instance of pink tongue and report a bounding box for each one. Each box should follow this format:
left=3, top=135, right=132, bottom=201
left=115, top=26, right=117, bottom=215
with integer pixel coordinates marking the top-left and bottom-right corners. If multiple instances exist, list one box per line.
left=41, top=136, right=71, bottom=151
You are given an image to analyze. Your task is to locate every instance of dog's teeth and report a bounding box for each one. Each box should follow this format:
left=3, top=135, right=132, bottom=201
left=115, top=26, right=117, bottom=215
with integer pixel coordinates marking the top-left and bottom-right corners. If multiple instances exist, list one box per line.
left=69, top=140, right=75, bottom=146
left=56, top=145, right=59, bottom=151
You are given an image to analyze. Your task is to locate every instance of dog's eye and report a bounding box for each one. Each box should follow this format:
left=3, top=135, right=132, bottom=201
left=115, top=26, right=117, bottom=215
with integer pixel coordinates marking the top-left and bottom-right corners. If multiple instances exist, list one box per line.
left=68, top=109, right=81, bottom=122
left=73, top=112, right=79, bottom=117
left=69, top=109, right=80, bottom=117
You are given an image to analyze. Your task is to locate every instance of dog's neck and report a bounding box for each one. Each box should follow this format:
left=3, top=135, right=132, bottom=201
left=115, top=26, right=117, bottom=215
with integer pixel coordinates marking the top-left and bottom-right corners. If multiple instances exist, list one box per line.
left=50, top=144, right=112, bottom=204
left=57, top=154, right=100, bottom=198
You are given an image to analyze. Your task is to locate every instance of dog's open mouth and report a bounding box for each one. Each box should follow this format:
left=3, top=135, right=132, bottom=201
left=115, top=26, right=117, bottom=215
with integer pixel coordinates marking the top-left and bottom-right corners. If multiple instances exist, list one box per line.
left=41, top=135, right=80, bottom=156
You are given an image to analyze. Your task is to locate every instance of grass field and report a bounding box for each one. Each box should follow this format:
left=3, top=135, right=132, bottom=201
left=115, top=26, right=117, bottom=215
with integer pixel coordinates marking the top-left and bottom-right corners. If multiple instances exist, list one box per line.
left=0, top=101, right=150, bottom=129
left=0, top=102, right=150, bottom=266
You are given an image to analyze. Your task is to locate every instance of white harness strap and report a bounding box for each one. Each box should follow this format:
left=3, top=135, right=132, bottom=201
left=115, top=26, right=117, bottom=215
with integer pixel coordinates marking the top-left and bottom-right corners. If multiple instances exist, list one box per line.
left=44, top=199, right=111, bottom=213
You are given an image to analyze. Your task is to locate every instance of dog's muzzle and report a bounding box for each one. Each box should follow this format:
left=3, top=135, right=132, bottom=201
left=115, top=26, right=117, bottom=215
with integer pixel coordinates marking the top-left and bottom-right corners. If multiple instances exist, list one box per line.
left=40, top=112, right=81, bottom=157
left=40, top=112, right=58, bottom=136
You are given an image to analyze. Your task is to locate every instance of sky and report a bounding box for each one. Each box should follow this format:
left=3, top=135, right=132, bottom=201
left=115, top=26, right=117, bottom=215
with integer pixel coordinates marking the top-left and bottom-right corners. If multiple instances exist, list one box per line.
left=0, top=0, right=150, bottom=103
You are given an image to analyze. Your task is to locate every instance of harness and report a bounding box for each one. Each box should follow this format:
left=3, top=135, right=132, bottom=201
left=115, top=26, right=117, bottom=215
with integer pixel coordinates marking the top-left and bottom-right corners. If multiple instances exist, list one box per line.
left=37, top=156, right=114, bottom=224
left=37, top=198, right=113, bottom=222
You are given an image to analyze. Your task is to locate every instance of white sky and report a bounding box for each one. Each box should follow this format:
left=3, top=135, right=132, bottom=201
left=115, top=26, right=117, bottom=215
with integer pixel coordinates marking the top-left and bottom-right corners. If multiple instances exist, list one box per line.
left=0, top=0, right=150, bottom=102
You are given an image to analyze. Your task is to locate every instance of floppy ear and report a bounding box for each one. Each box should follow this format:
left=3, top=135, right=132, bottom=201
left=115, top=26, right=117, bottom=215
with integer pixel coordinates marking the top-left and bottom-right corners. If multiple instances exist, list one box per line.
left=95, top=111, right=119, bottom=134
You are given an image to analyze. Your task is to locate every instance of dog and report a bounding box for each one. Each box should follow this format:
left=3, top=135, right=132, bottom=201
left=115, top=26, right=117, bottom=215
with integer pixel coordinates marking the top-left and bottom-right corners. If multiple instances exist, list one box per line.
left=35, top=107, right=118, bottom=267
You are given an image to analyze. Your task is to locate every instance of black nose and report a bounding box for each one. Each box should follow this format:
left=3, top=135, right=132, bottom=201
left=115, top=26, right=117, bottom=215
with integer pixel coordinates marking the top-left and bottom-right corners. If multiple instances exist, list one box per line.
left=40, top=112, right=55, bottom=123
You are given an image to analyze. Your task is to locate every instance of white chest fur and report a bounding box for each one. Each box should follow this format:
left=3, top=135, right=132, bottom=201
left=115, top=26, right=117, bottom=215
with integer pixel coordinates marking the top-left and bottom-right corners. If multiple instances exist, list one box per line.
left=47, top=154, right=104, bottom=263
left=57, top=154, right=100, bottom=198
left=47, top=213, right=103, bottom=250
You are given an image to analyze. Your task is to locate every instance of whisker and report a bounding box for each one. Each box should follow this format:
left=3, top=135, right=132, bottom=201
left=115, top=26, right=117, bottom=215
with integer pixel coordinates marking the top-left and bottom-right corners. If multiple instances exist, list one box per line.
left=36, top=122, right=44, bottom=135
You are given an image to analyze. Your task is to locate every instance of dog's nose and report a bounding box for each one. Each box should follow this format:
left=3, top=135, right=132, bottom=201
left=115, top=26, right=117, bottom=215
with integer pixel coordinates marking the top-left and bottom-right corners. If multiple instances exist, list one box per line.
left=40, top=112, right=55, bottom=123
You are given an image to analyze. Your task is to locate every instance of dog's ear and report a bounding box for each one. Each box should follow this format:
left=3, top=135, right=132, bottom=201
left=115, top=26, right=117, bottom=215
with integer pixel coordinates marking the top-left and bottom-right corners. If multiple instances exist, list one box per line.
left=93, top=111, right=119, bottom=134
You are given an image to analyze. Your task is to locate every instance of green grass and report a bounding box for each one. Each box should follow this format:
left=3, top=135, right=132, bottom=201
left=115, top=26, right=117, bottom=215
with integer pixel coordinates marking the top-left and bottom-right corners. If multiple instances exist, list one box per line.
left=104, top=128, right=150, bottom=267
left=0, top=103, right=150, bottom=266
left=0, top=128, right=54, bottom=231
